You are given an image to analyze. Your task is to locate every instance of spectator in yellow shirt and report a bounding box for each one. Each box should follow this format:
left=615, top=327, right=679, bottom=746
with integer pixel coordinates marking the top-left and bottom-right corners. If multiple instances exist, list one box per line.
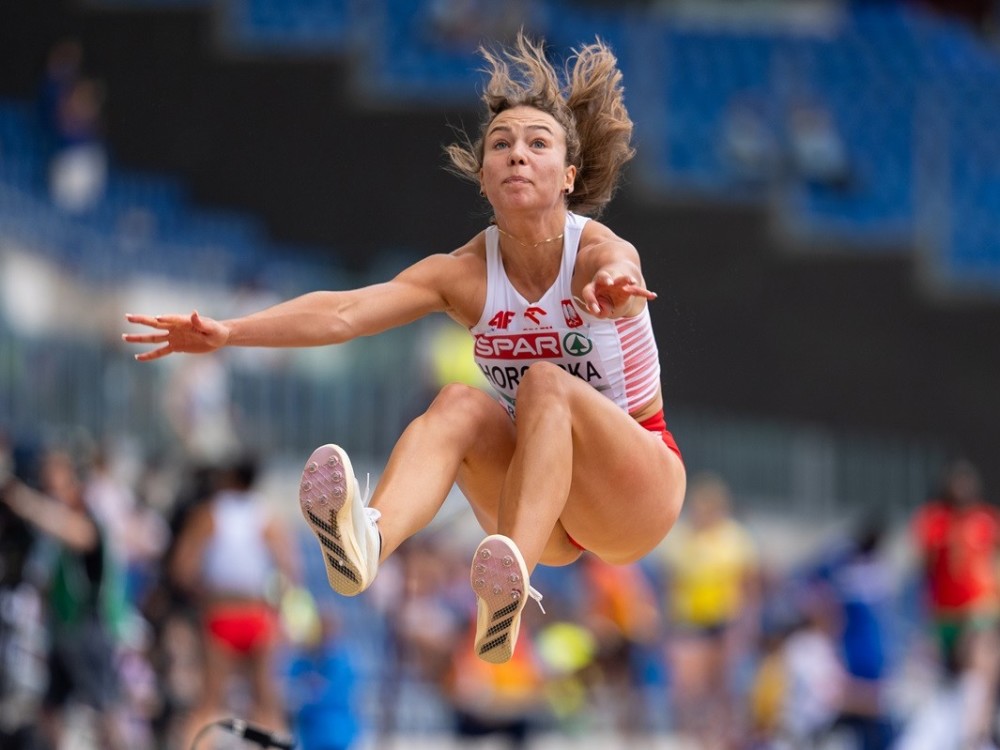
left=659, top=473, right=760, bottom=749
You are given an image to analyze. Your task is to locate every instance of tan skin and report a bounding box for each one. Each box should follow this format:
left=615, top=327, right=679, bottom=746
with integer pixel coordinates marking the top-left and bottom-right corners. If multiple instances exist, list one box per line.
left=124, top=105, right=686, bottom=573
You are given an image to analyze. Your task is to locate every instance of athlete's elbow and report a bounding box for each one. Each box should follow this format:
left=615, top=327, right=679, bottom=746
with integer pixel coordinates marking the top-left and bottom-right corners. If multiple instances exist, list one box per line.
left=320, top=317, right=358, bottom=345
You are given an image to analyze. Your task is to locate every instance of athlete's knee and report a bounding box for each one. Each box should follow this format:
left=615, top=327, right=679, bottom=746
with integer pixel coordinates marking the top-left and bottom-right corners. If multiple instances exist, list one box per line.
left=517, top=361, right=569, bottom=405
left=418, top=384, right=505, bottom=447
left=540, top=544, right=583, bottom=567
left=539, top=523, right=585, bottom=567
left=426, top=382, right=494, bottom=423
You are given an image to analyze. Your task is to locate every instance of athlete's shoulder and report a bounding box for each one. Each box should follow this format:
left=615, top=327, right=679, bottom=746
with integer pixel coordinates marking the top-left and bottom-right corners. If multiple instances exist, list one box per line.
left=436, top=230, right=486, bottom=271
left=577, top=220, right=639, bottom=269
left=405, top=232, right=486, bottom=279
left=451, top=229, right=488, bottom=258
left=402, top=232, right=487, bottom=327
left=579, top=219, right=633, bottom=251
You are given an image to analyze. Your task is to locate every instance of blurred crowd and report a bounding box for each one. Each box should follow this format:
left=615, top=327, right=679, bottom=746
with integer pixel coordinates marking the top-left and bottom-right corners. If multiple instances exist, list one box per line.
left=36, top=38, right=108, bottom=216
left=1, top=421, right=998, bottom=750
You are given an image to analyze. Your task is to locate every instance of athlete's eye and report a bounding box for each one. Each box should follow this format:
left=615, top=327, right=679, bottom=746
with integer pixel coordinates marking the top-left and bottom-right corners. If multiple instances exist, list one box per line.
left=491, top=140, right=509, bottom=150
left=531, top=139, right=547, bottom=148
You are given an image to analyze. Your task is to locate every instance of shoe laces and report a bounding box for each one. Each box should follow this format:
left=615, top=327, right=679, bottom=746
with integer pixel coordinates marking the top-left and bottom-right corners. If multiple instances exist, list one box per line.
left=360, top=473, right=381, bottom=526
left=527, top=585, right=545, bottom=615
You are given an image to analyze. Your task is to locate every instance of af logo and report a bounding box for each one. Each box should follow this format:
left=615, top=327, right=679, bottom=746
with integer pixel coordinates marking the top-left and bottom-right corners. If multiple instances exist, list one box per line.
left=488, top=310, right=515, bottom=330
left=563, top=331, right=593, bottom=356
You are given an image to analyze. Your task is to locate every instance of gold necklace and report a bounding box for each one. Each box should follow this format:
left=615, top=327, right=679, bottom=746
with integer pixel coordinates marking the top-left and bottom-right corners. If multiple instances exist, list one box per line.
left=496, top=225, right=564, bottom=249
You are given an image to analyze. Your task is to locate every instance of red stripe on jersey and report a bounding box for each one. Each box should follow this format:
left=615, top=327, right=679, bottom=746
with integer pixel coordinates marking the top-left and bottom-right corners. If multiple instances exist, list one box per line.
left=616, top=316, right=659, bottom=410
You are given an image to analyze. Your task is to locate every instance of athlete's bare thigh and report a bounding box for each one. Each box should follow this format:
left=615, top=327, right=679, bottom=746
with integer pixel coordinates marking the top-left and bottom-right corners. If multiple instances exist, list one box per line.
left=518, top=363, right=685, bottom=564
left=447, top=370, right=683, bottom=565
left=448, top=389, right=581, bottom=561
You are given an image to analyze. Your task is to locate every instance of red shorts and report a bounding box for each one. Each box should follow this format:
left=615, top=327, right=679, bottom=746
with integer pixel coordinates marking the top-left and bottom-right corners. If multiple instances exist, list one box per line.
left=639, top=408, right=683, bottom=461
left=204, top=603, right=277, bottom=655
left=566, top=409, right=683, bottom=552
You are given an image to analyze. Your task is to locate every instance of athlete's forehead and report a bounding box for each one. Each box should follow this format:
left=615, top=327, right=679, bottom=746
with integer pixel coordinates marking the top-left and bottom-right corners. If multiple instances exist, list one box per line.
left=487, top=106, right=563, bottom=138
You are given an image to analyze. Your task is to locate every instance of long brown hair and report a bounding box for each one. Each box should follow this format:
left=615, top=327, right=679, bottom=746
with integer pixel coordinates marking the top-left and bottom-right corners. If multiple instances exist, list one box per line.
left=445, top=32, right=635, bottom=218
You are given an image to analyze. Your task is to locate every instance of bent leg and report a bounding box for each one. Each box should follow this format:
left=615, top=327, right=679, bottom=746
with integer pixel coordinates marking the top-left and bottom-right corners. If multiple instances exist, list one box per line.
left=371, top=383, right=581, bottom=565
left=501, top=362, right=685, bottom=571
left=371, top=384, right=515, bottom=560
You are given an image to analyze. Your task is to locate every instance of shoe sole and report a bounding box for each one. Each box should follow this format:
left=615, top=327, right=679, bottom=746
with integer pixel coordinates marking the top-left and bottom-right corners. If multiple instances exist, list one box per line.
left=299, top=444, right=366, bottom=596
left=471, top=534, right=530, bottom=664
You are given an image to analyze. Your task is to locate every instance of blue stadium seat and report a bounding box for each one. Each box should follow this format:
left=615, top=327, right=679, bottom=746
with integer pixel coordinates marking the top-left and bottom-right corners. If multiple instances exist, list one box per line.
left=5, top=0, right=1000, bottom=293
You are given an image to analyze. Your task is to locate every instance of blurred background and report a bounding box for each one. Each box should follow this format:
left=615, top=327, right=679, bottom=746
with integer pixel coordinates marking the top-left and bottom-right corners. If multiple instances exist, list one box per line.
left=1, top=0, right=999, bottom=748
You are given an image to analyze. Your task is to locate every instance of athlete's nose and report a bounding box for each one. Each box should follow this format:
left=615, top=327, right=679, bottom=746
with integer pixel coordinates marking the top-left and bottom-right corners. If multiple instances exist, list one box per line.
left=507, top=140, right=528, bottom=165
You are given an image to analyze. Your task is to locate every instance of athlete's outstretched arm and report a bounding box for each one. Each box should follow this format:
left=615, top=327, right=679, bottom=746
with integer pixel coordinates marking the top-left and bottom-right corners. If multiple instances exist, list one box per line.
left=574, top=227, right=656, bottom=319
left=123, top=252, right=467, bottom=361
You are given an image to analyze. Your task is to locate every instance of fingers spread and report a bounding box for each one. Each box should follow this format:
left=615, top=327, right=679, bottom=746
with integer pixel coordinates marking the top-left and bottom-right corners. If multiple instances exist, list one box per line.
left=134, top=345, right=172, bottom=362
left=121, top=332, right=170, bottom=344
left=124, top=313, right=168, bottom=329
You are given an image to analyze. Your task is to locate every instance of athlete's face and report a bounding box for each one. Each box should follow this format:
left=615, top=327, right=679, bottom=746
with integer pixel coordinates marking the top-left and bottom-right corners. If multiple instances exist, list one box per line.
left=479, top=106, right=576, bottom=213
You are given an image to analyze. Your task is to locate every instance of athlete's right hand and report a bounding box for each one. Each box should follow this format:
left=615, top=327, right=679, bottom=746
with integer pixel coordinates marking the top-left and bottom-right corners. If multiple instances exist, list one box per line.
left=123, top=311, right=230, bottom=361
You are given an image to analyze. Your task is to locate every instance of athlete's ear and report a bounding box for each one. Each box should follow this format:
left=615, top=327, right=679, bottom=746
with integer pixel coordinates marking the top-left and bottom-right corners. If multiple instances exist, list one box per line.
left=563, top=165, right=577, bottom=194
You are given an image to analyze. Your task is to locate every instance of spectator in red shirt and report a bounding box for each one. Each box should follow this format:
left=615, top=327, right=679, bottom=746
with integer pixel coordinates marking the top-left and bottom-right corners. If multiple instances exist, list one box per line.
left=913, top=460, right=1000, bottom=666
left=911, top=459, right=1000, bottom=746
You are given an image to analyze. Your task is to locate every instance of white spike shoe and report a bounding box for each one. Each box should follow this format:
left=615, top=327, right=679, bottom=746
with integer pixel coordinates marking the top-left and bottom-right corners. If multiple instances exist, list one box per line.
left=299, top=444, right=380, bottom=596
left=471, top=534, right=544, bottom=664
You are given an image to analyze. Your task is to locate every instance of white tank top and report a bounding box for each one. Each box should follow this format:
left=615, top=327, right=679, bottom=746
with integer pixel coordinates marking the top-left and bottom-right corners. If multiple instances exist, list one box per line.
left=201, top=491, right=273, bottom=597
left=470, top=212, right=661, bottom=419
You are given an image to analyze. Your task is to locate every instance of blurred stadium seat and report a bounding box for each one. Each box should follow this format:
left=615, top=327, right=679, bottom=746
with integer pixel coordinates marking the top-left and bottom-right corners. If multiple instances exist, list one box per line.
left=4, top=0, right=997, bottom=291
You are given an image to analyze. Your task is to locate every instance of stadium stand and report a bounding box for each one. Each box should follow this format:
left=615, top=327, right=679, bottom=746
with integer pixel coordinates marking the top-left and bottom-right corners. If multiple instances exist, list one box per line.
left=2, top=0, right=998, bottom=294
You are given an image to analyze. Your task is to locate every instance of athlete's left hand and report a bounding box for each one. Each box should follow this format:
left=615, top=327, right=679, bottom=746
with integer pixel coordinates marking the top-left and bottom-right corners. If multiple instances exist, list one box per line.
left=579, top=270, right=656, bottom=319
